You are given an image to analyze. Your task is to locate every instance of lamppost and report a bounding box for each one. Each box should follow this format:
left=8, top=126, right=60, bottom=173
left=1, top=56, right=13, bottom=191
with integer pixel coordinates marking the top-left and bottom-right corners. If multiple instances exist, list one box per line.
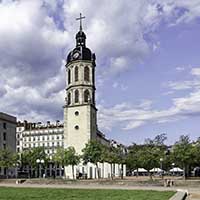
left=160, top=158, right=163, bottom=179
left=13, top=162, right=19, bottom=179
left=36, top=159, right=44, bottom=178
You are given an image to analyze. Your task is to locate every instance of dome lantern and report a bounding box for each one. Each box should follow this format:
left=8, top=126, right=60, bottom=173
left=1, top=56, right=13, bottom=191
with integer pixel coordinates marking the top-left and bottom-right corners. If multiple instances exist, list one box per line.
left=66, top=13, right=96, bottom=65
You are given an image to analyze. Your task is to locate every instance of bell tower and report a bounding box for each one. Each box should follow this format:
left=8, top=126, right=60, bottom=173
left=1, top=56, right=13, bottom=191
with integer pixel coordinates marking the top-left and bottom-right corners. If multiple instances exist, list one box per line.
left=64, top=14, right=97, bottom=154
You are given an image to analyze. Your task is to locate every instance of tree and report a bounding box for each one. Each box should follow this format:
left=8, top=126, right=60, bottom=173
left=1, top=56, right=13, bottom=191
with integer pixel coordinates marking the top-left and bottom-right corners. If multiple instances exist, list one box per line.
left=127, top=141, right=166, bottom=179
left=20, top=147, right=48, bottom=178
left=53, top=147, right=65, bottom=166
left=82, top=140, right=104, bottom=179
left=64, top=147, right=80, bottom=179
left=0, top=149, right=18, bottom=178
left=126, top=144, right=143, bottom=177
left=141, top=145, right=165, bottom=178
left=171, top=135, right=195, bottom=179
left=145, top=133, right=167, bottom=147
left=52, top=147, right=66, bottom=178
left=194, top=138, right=200, bottom=166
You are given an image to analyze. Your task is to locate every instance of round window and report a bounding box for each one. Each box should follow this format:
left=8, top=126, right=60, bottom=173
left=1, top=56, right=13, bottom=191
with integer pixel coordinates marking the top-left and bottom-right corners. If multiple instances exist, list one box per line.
left=74, top=125, right=79, bottom=130
left=75, top=111, right=79, bottom=116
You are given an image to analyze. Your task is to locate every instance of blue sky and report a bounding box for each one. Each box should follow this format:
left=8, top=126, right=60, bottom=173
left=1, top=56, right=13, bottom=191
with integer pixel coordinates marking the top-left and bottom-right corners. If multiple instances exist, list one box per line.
left=0, top=0, right=200, bottom=145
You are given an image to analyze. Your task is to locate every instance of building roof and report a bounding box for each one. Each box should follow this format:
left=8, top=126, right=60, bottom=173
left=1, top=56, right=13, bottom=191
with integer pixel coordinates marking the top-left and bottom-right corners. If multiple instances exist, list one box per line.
left=0, top=112, right=17, bottom=123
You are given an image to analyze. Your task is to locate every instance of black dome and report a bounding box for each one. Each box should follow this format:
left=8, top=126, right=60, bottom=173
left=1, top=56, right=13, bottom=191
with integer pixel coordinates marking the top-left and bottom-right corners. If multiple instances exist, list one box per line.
left=67, top=46, right=95, bottom=64
left=66, top=30, right=96, bottom=65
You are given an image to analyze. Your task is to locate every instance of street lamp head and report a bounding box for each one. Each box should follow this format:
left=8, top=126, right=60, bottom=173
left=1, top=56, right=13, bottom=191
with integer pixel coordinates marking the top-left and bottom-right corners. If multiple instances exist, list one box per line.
left=41, top=159, right=45, bottom=164
left=172, top=163, right=175, bottom=166
left=160, top=158, right=163, bottom=162
left=36, top=159, right=40, bottom=163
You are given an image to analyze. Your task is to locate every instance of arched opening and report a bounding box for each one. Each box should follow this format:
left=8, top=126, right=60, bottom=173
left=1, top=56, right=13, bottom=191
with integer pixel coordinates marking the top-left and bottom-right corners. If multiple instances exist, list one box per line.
left=75, top=66, right=79, bottom=82
left=92, top=68, right=95, bottom=84
left=84, top=90, right=90, bottom=103
left=68, top=92, right=71, bottom=105
left=75, top=89, right=79, bottom=103
left=68, top=69, right=71, bottom=84
left=84, top=66, right=90, bottom=81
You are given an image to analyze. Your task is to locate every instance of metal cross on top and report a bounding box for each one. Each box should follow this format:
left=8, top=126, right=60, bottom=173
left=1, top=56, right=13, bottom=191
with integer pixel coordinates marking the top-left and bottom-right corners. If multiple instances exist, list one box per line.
left=76, top=13, right=85, bottom=31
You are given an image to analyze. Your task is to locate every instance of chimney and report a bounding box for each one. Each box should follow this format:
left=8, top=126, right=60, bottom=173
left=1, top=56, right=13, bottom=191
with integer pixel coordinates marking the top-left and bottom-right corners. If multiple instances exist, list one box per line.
left=56, top=120, right=60, bottom=127
left=37, top=122, right=42, bottom=128
left=47, top=121, right=50, bottom=127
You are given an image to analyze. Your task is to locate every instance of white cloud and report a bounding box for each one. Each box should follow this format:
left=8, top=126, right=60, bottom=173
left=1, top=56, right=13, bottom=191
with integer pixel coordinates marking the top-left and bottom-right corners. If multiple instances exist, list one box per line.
left=191, top=68, right=200, bottom=76
left=98, top=67, right=200, bottom=131
left=1, top=0, right=200, bottom=127
left=0, top=0, right=67, bottom=122
left=176, top=66, right=185, bottom=71
left=167, top=81, right=196, bottom=90
left=112, top=81, right=128, bottom=91
left=166, top=67, right=200, bottom=91
left=124, top=121, right=145, bottom=130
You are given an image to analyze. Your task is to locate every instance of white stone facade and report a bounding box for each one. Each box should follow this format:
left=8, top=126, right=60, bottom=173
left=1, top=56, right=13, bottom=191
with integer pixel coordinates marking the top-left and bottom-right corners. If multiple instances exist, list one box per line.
left=64, top=59, right=97, bottom=155
left=16, top=121, right=64, bottom=157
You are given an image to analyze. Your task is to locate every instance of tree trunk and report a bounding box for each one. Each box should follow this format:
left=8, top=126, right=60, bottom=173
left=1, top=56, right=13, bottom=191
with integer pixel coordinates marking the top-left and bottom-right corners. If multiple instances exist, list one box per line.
left=183, top=165, right=186, bottom=180
left=149, top=170, right=152, bottom=180
left=72, top=165, right=75, bottom=180
left=96, top=163, right=99, bottom=179
left=110, top=163, right=113, bottom=180
left=28, top=165, right=31, bottom=179
left=6, top=168, right=8, bottom=179
left=102, top=162, right=104, bottom=179
left=121, top=164, right=124, bottom=179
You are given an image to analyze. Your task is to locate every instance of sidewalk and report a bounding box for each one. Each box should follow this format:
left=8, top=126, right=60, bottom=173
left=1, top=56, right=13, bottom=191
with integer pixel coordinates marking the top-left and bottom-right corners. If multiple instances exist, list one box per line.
left=185, top=188, right=200, bottom=200
left=0, top=182, right=177, bottom=191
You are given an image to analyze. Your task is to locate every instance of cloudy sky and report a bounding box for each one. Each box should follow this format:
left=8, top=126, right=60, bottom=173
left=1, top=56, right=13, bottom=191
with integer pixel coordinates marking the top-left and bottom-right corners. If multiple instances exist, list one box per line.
left=0, top=0, right=200, bottom=145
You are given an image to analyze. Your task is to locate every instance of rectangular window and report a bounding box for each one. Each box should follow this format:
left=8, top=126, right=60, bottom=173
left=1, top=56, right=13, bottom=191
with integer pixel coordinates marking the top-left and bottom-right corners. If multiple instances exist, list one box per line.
left=3, top=122, right=6, bottom=129
left=3, top=132, right=6, bottom=141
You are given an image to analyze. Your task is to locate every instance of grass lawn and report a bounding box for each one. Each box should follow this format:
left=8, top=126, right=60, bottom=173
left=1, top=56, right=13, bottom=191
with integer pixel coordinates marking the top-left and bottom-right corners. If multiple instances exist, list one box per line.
left=0, top=187, right=175, bottom=200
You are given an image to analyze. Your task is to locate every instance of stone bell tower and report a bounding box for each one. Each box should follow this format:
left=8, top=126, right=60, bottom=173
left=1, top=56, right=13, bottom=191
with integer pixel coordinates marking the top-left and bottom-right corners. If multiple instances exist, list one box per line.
left=64, top=14, right=97, bottom=154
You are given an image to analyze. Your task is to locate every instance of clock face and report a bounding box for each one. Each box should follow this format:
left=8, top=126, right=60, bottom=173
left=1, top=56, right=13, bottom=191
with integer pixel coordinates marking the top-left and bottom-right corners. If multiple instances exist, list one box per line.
left=73, top=52, right=79, bottom=59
